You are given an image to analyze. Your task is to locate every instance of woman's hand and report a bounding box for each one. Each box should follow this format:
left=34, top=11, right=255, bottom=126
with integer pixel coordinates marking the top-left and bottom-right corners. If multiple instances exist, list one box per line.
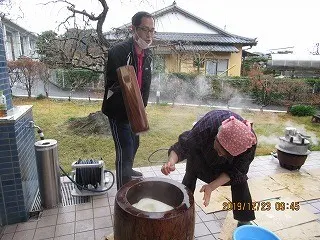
left=200, top=173, right=230, bottom=207
left=161, top=150, right=178, bottom=175
left=161, top=161, right=175, bottom=175
left=200, top=184, right=214, bottom=207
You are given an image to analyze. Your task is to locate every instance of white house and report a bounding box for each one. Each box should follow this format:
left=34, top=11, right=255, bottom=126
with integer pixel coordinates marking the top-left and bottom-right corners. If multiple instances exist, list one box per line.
left=0, top=17, right=38, bottom=61
left=108, top=1, right=257, bottom=76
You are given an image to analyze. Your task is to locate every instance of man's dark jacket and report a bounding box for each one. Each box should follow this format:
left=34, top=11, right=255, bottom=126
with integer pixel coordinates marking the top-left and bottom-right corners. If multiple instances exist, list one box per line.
left=101, top=37, right=152, bottom=121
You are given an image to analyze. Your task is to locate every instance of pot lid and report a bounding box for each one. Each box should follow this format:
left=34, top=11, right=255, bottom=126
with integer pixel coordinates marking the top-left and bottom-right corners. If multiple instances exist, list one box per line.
left=275, top=145, right=311, bottom=156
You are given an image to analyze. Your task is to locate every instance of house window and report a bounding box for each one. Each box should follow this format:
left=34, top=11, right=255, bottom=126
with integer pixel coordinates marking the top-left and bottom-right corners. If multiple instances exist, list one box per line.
left=153, top=55, right=165, bottom=72
left=20, top=36, right=25, bottom=56
left=205, top=59, right=229, bottom=76
left=6, top=32, right=15, bottom=61
left=193, top=57, right=204, bottom=68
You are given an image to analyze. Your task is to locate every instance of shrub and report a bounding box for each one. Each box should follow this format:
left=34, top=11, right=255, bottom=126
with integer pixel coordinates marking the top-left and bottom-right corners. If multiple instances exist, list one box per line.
left=36, top=94, right=46, bottom=100
left=289, top=105, right=316, bottom=116
left=56, top=68, right=100, bottom=89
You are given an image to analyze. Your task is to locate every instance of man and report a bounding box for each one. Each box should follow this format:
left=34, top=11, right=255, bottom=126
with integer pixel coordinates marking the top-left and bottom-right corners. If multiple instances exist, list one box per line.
left=161, top=110, right=257, bottom=226
left=102, top=11, right=155, bottom=190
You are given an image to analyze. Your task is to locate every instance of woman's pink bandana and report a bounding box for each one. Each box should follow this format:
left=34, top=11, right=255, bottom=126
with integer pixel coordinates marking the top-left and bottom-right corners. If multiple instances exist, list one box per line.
left=217, top=116, right=257, bottom=156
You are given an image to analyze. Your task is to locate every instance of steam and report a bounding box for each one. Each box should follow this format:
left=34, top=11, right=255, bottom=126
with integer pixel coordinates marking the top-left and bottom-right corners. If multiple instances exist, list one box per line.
left=258, top=135, right=280, bottom=146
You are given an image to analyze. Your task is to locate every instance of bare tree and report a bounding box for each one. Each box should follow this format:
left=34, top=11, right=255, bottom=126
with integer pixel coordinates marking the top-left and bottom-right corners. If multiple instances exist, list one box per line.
left=0, top=0, right=24, bottom=20
left=38, top=0, right=114, bottom=73
left=8, top=57, right=42, bottom=97
left=7, top=61, right=22, bottom=89
left=37, top=62, right=51, bottom=97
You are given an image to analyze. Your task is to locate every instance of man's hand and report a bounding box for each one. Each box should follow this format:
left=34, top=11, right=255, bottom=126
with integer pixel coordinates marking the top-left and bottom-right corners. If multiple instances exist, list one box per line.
left=161, top=161, right=175, bottom=175
left=200, top=184, right=214, bottom=207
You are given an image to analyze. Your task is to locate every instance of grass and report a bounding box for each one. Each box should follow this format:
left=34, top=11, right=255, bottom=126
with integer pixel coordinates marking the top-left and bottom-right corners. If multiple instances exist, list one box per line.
left=12, top=97, right=320, bottom=173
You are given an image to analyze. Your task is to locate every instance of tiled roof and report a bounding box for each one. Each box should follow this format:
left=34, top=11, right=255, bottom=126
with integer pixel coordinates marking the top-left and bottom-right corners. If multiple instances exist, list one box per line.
left=2, top=17, right=38, bottom=39
left=175, top=44, right=239, bottom=52
left=154, top=32, right=256, bottom=45
left=116, top=2, right=257, bottom=47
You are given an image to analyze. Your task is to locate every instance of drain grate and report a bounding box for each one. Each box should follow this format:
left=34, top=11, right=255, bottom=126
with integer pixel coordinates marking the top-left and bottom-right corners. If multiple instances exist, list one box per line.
left=61, top=182, right=91, bottom=206
left=30, top=182, right=90, bottom=213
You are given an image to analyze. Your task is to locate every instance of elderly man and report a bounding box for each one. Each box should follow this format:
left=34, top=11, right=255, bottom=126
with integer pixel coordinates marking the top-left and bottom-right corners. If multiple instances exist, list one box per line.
left=161, top=110, right=257, bottom=226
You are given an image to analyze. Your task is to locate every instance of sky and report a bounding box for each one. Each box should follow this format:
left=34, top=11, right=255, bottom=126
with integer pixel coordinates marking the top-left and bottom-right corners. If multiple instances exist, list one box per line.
left=3, top=0, right=320, bottom=54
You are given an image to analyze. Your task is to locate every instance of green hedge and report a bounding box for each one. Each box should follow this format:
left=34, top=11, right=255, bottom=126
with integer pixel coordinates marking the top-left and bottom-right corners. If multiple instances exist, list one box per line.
left=56, top=68, right=100, bottom=89
left=289, top=105, right=317, bottom=116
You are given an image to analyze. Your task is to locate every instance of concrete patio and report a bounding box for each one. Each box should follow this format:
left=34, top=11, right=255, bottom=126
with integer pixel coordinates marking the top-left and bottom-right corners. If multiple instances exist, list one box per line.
left=0, top=152, right=320, bottom=240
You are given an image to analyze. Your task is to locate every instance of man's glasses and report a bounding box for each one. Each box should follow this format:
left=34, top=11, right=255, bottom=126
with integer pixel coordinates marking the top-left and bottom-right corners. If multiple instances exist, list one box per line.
left=137, top=26, right=156, bottom=35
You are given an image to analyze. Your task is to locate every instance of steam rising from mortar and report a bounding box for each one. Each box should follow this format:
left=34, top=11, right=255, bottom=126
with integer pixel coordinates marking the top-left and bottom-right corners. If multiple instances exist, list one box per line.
left=258, top=135, right=281, bottom=145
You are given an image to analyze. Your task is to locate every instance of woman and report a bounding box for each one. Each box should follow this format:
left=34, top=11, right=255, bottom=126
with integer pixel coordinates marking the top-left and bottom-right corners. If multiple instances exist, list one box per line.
left=161, top=110, right=257, bottom=226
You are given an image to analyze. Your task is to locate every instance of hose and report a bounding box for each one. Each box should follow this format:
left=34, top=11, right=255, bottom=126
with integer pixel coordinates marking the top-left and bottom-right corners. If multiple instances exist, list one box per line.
left=59, top=164, right=115, bottom=193
left=147, top=148, right=170, bottom=163
left=75, top=159, right=102, bottom=188
left=33, top=122, right=114, bottom=192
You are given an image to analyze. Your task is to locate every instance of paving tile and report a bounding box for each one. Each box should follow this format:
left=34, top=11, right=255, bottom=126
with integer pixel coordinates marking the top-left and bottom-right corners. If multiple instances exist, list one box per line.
left=58, top=205, right=75, bottom=214
left=92, top=194, right=108, bottom=200
left=213, top=233, right=220, bottom=239
left=139, top=166, right=153, bottom=172
left=214, top=211, right=227, bottom=220
left=311, top=201, right=320, bottom=210
left=93, top=216, right=113, bottom=230
left=75, top=219, right=94, bottom=233
left=198, top=211, right=217, bottom=222
left=153, top=168, right=164, bottom=175
left=108, top=197, right=115, bottom=206
left=16, top=221, right=37, bottom=232
left=217, top=219, right=225, bottom=226
left=106, top=188, right=117, bottom=197
left=170, top=174, right=184, bottom=181
left=75, top=203, right=93, bottom=211
left=142, top=171, right=156, bottom=178
left=204, top=220, right=221, bottom=234
left=4, top=225, right=17, bottom=234
left=57, top=212, right=76, bottom=224
left=194, top=223, right=211, bottom=238
left=132, top=167, right=142, bottom=172
left=75, top=230, right=94, bottom=240
left=41, top=208, right=59, bottom=217
left=93, top=198, right=109, bottom=208
left=54, top=222, right=75, bottom=237
left=1, top=233, right=14, bottom=240
left=12, top=229, right=35, bottom=240
left=195, top=235, right=216, bottom=240
left=54, top=234, right=74, bottom=240
left=37, top=215, right=58, bottom=228
left=76, top=209, right=93, bottom=221
left=195, top=204, right=202, bottom=212
left=33, top=226, right=55, bottom=240
left=110, top=206, right=114, bottom=215
left=195, top=212, right=202, bottom=224
left=93, top=206, right=111, bottom=218
left=94, top=227, right=113, bottom=240
left=154, top=171, right=165, bottom=177
left=303, top=204, right=320, bottom=214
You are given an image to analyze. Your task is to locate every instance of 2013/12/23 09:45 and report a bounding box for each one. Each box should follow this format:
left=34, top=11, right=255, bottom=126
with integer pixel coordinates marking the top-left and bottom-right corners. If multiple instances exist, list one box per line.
left=222, top=201, right=300, bottom=211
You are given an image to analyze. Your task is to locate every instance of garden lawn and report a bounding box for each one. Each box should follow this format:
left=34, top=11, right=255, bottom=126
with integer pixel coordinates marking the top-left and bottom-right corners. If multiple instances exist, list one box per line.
left=12, top=97, right=320, bottom=173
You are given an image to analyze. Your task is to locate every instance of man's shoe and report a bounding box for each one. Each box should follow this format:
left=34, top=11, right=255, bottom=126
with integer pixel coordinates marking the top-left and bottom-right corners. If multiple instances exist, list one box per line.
left=131, top=169, right=143, bottom=177
left=237, top=221, right=253, bottom=227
